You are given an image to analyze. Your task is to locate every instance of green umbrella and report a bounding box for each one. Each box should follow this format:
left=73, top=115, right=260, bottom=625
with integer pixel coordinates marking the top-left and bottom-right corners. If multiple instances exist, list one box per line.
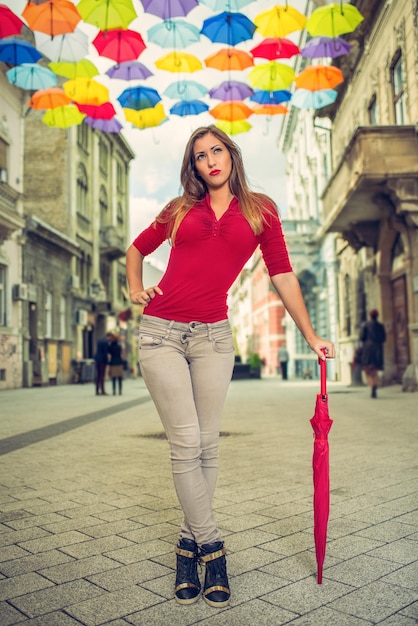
left=77, top=0, right=137, bottom=31
left=306, top=3, right=364, bottom=37
left=49, top=60, right=99, bottom=80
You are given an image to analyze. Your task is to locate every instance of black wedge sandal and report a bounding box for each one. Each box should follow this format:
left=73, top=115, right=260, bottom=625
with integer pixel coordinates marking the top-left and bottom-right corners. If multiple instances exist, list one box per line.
left=174, top=538, right=201, bottom=605
left=199, top=541, right=231, bottom=608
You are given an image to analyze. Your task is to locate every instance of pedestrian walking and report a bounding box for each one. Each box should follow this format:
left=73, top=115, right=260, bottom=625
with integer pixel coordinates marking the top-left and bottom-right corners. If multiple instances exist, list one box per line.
left=109, top=333, right=124, bottom=396
left=360, top=309, right=386, bottom=398
left=94, top=332, right=112, bottom=395
left=126, top=125, right=335, bottom=609
left=278, top=345, right=289, bottom=379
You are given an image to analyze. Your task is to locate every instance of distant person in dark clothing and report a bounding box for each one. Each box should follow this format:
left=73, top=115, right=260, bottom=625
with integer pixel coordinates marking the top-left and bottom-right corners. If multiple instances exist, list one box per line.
left=278, top=345, right=289, bottom=380
left=109, top=333, right=124, bottom=395
left=360, top=309, right=386, bottom=398
left=94, top=332, right=113, bottom=395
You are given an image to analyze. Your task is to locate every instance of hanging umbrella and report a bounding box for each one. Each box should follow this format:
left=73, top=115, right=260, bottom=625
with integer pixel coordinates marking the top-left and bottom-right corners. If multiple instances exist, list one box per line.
left=6, top=64, right=57, bottom=91
left=28, top=86, right=71, bottom=109
left=248, top=61, right=295, bottom=91
left=84, top=116, right=123, bottom=133
left=63, top=78, right=110, bottom=105
left=49, top=59, right=99, bottom=79
left=310, top=354, right=333, bottom=584
left=210, top=100, right=253, bottom=121
left=117, top=85, right=161, bottom=110
left=301, top=36, right=352, bottom=59
left=155, top=51, right=202, bottom=73
left=254, top=4, right=307, bottom=38
left=306, top=3, right=364, bottom=38
left=250, top=89, right=291, bottom=104
left=147, top=20, right=201, bottom=48
left=164, top=80, right=208, bottom=100
left=170, top=99, right=209, bottom=116
left=295, top=65, right=344, bottom=91
left=250, top=37, right=300, bottom=60
left=201, top=11, right=256, bottom=45
left=139, top=0, right=199, bottom=20
left=22, top=0, right=82, bottom=38
left=105, top=61, right=153, bottom=81
left=251, top=103, right=288, bottom=115
left=124, top=102, right=167, bottom=129
left=34, top=29, right=89, bottom=62
left=215, top=119, right=251, bottom=135
left=209, top=80, right=254, bottom=101
left=291, top=88, right=338, bottom=109
left=0, top=38, right=42, bottom=65
left=75, top=102, right=116, bottom=119
left=93, top=29, right=146, bottom=63
left=0, top=5, right=25, bottom=39
left=42, top=104, right=85, bottom=128
left=77, top=0, right=137, bottom=31
left=204, top=47, right=253, bottom=71
left=199, top=0, right=253, bottom=9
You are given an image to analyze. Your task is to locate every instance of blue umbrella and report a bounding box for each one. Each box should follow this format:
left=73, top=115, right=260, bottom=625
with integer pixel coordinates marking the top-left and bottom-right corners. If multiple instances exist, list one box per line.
left=117, top=85, right=162, bottom=110
left=250, top=89, right=292, bottom=105
left=164, top=80, right=208, bottom=100
left=301, top=36, right=352, bottom=59
left=209, top=80, right=253, bottom=101
left=0, top=38, right=42, bottom=65
left=291, top=88, right=338, bottom=109
left=6, top=63, right=57, bottom=91
left=106, top=61, right=153, bottom=80
left=170, top=99, right=209, bottom=116
left=200, top=0, right=254, bottom=9
left=201, top=11, right=256, bottom=45
left=148, top=19, right=201, bottom=48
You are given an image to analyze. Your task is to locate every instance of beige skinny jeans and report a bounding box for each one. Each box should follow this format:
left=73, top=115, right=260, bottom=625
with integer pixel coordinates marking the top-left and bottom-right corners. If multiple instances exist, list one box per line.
left=138, top=314, right=235, bottom=546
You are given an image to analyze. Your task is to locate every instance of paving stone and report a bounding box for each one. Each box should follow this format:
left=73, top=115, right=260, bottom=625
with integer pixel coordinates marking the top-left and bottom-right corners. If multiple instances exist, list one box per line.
left=0, top=550, right=74, bottom=577
left=2, top=513, right=70, bottom=531
left=16, top=611, right=89, bottom=625
left=0, top=571, right=54, bottom=600
left=59, top=535, right=136, bottom=559
left=0, top=600, right=28, bottom=625
left=366, top=538, right=418, bottom=565
left=40, top=554, right=121, bottom=584
left=380, top=561, right=418, bottom=591
left=198, top=598, right=298, bottom=625
left=325, top=554, right=403, bottom=587
left=105, top=539, right=173, bottom=565
left=87, top=560, right=172, bottom=592
left=0, top=527, right=50, bottom=548
left=17, top=530, right=92, bottom=555
left=0, top=545, right=31, bottom=563
left=283, top=605, right=370, bottom=625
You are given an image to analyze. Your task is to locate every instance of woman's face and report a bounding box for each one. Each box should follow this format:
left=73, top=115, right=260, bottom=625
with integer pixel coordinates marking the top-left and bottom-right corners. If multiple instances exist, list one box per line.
left=193, top=133, right=232, bottom=191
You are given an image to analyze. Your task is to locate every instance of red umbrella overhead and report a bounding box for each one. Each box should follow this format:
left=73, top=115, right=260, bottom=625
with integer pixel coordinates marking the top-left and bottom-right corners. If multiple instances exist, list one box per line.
left=75, top=102, right=116, bottom=120
left=93, top=29, right=146, bottom=63
left=310, top=353, right=333, bottom=584
left=0, top=4, right=25, bottom=39
left=250, top=37, right=300, bottom=60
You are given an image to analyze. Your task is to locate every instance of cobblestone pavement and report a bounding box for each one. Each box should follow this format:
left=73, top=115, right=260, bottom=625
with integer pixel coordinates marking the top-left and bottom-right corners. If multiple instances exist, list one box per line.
left=0, top=376, right=417, bottom=626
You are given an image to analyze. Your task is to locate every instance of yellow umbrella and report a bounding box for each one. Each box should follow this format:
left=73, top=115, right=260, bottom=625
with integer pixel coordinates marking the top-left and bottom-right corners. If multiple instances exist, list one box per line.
left=49, top=60, right=99, bottom=79
left=155, top=51, right=203, bottom=73
left=215, top=120, right=252, bottom=135
left=254, top=4, right=306, bottom=38
left=42, top=105, right=85, bottom=129
left=248, top=61, right=295, bottom=91
left=123, top=103, right=167, bottom=129
left=63, top=78, right=109, bottom=105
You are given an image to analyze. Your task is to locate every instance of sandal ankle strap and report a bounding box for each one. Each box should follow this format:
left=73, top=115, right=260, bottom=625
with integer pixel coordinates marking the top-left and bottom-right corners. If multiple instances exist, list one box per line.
left=176, top=546, right=197, bottom=559
left=199, top=547, right=226, bottom=563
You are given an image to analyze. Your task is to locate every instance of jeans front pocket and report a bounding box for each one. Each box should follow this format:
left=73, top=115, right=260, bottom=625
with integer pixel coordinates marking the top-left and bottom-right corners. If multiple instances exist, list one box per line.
left=212, top=331, right=234, bottom=354
left=139, top=333, right=164, bottom=350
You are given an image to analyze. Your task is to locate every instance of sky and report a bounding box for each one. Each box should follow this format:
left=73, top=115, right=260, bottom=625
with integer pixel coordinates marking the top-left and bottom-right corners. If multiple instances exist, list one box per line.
left=5, top=0, right=315, bottom=264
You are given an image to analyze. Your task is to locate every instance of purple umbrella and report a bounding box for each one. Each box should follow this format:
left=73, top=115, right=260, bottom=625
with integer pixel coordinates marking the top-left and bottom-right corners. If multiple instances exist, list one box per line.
left=301, top=36, right=352, bottom=59
left=209, top=80, right=253, bottom=101
left=106, top=61, right=153, bottom=80
left=139, top=0, right=198, bottom=19
left=84, top=116, right=123, bottom=133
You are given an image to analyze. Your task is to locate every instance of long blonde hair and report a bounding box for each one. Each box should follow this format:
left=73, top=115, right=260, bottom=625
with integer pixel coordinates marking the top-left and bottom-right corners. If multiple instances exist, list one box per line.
left=155, top=125, right=278, bottom=244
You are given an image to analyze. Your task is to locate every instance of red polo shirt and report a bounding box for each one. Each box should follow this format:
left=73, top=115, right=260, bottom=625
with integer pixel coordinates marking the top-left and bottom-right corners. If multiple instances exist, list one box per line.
left=132, top=194, right=292, bottom=323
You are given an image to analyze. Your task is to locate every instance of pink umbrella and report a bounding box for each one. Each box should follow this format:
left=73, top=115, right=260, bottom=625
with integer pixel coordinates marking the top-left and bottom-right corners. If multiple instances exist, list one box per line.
left=93, top=29, right=146, bottom=63
left=310, top=354, right=333, bottom=584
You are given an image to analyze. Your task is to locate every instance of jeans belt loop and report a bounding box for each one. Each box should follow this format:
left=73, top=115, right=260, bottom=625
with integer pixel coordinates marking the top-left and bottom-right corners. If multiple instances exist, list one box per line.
left=165, top=319, right=175, bottom=340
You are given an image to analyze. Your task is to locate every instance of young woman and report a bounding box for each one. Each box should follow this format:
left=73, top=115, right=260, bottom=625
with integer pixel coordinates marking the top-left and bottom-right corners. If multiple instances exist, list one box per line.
left=126, top=125, right=335, bottom=608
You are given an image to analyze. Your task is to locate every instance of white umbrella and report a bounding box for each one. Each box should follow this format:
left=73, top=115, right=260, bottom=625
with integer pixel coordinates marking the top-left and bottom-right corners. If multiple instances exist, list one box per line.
left=34, top=29, right=89, bottom=63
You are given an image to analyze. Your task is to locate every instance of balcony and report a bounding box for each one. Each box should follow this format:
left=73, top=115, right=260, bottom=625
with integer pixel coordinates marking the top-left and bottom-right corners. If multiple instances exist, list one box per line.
left=321, top=125, right=418, bottom=248
left=99, top=225, right=126, bottom=259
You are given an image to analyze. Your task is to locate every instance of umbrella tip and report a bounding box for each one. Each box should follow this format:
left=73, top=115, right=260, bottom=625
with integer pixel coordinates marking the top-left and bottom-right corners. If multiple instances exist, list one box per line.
left=317, top=566, right=323, bottom=584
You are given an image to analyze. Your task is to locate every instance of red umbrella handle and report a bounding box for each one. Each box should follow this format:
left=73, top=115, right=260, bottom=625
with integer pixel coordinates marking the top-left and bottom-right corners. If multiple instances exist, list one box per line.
left=319, top=350, right=327, bottom=397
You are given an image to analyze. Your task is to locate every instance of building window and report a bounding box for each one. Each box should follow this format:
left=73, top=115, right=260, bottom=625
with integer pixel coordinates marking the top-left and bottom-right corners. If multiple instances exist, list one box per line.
left=76, top=163, right=89, bottom=218
left=368, top=94, right=379, bottom=124
left=0, top=137, right=9, bottom=183
left=0, top=265, right=6, bottom=327
left=99, top=140, right=108, bottom=175
left=99, top=185, right=108, bottom=225
left=117, top=201, right=123, bottom=224
left=116, top=161, right=124, bottom=193
left=391, top=51, right=407, bottom=124
left=59, top=296, right=66, bottom=340
left=77, top=123, right=89, bottom=152
left=344, top=274, right=351, bottom=336
left=45, top=291, right=52, bottom=338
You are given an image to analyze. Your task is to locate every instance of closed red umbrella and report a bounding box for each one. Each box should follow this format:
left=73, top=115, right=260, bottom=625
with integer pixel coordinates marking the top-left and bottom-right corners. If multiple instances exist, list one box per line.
left=310, top=353, right=333, bottom=584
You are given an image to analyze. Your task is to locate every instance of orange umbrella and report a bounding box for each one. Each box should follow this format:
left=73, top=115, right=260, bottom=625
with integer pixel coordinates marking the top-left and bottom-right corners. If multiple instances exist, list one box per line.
left=22, top=0, right=82, bottom=38
left=28, top=87, right=72, bottom=109
left=204, top=47, right=253, bottom=71
left=251, top=103, right=288, bottom=115
left=210, top=100, right=253, bottom=122
left=254, top=4, right=306, bottom=38
left=295, top=65, right=344, bottom=91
